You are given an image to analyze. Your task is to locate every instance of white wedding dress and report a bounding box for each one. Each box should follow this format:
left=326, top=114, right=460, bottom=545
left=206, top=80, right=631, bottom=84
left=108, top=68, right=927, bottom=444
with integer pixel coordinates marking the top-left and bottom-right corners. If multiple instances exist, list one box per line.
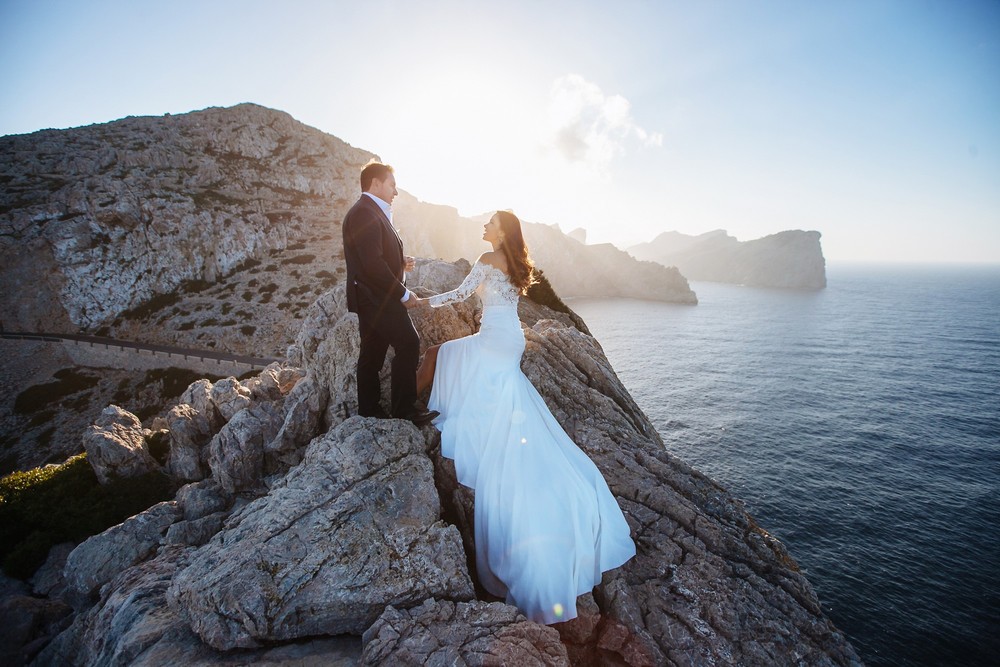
left=427, top=260, right=636, bottom=624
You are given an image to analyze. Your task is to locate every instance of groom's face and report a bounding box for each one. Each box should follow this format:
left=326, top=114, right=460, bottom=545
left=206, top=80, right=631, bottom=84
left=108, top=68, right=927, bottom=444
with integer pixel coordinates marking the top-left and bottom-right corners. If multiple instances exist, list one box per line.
left=370, top=173, right=398, bottom=204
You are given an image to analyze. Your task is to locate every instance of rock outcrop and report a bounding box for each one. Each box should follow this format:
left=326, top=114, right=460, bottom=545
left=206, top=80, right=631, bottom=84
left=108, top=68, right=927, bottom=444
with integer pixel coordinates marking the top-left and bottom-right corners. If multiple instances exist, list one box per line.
left=81, top=405, right=159, bottom=484
left=629, top=229, right=827, bottom=289
left=0, top=103, right=695, bottom=338
left=361, top=599, right=570, bottom=665
left=14, top=261, right=858, bottom=664
left=393, top=193, right=698, bottom=303
left=168, top=417, right=474, bottom=650
left=0, top=104, right=372, bottom=331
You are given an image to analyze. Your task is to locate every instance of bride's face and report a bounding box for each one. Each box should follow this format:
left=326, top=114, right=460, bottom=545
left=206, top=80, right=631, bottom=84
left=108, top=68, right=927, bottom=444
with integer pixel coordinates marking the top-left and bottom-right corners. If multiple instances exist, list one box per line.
left=483, top=216, right=502, bottom=244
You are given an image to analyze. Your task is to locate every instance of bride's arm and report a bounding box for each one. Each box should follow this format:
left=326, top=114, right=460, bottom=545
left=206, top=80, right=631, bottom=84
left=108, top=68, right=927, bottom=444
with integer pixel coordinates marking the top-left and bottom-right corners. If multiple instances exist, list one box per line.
left=427, top=260, right=489, bottom=307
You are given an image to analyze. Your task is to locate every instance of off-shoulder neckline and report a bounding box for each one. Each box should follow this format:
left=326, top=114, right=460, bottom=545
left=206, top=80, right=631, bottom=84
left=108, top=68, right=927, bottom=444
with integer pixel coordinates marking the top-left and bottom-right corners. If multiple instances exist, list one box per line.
left=475, top=259, right=511, bottom=279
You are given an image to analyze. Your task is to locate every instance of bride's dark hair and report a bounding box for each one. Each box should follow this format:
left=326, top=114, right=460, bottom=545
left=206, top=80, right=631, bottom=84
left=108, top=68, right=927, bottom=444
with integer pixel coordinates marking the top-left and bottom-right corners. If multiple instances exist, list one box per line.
left=495, top=210, right=537, bottom=294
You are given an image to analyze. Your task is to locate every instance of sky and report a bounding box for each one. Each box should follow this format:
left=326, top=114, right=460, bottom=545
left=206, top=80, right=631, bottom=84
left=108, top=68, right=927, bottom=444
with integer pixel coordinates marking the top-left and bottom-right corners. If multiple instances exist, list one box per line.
left=1, top=0, right=998, bottom=263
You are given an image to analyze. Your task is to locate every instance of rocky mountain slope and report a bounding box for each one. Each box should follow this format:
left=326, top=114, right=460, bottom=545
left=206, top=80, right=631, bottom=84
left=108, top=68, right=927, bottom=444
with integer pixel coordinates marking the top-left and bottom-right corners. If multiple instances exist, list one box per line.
left=0, top=103, right=695, bottom=338
left=393, top=194, right=697, bottom=303
left=6, top=259, right=860, bottom=666
left=629, top=229, right=827, bottom=289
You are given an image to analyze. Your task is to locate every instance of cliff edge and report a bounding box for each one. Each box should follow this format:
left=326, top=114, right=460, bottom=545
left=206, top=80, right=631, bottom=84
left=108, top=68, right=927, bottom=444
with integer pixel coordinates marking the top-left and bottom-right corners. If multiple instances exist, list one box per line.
left=10, top=259, right=860, bottom=666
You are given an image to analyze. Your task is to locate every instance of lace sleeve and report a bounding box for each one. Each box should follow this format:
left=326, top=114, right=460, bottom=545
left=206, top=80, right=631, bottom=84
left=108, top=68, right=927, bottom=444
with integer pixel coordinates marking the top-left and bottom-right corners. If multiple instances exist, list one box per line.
left=428, top=261, right=489, bottom=307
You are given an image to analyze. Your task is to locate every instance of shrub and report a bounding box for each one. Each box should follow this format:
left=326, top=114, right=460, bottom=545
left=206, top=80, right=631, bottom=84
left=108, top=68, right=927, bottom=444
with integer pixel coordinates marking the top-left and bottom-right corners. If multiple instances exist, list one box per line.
left=240, top=325, right=256, bottom=336
left=0, top=455, right=172, bottom=579
left=281, top=254, right=315, bottom=266
left=14, top=369, right=99, bottom=415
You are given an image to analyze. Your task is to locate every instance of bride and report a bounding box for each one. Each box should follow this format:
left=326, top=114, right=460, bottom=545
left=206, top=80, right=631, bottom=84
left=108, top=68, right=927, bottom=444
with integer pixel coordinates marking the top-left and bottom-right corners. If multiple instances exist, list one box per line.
left=410, top=210, right=635, bottom=624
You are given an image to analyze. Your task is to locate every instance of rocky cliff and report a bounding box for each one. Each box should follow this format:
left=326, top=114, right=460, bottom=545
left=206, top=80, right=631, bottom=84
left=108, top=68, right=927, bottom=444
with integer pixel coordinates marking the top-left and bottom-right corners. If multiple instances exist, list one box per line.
left=0, top=103, right=694, bottom=336
left=392, top=195, right=697, bottom=303
left=5, top=259, right=860, bottom=666
left=628, top=229, right=827, bottom=289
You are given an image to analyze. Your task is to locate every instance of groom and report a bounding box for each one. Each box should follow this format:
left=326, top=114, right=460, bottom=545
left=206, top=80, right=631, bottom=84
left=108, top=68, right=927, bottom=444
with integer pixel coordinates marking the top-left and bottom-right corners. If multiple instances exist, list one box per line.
left=342, top=160, right=437, bottom=427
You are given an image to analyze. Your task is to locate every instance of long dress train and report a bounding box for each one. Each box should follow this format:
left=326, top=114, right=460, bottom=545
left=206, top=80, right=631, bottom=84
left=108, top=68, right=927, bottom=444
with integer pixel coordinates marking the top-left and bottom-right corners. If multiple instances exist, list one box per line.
left=427, top=261, right=635, bottom=624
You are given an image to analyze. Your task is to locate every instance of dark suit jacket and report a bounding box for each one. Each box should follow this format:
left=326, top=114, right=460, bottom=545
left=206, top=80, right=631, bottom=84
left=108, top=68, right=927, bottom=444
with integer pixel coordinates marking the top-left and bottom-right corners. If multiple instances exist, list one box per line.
left=342, top=194, right=406, bottom=313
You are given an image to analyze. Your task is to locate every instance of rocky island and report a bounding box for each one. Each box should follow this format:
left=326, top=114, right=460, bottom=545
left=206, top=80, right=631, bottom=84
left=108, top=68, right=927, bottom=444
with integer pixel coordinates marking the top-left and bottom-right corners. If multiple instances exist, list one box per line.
left=628, top=229, right=827, bottom=289
left=0, top=104, right=858, bottom=665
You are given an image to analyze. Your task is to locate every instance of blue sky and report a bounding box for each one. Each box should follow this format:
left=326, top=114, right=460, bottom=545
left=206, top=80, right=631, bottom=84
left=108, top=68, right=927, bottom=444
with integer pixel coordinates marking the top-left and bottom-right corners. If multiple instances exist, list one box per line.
left=1, top=0, right=998, bottom=262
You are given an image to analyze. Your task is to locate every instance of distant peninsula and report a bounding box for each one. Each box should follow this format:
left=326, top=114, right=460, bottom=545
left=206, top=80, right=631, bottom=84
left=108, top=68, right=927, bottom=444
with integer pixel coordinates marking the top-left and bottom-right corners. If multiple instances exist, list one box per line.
left=628, top=229, right=827, bottom=289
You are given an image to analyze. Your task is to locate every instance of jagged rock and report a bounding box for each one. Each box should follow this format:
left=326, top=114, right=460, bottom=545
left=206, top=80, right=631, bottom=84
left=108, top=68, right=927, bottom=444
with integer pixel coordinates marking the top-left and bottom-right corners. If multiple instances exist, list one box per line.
left=360, top=598, right=569, bottom=666
left=510, top=317, right=861, bottom=665
left=0, top=104, right=372, bottom=332
left=167, top=417, right=474, bottom=650
left=82, top=405, right=159, bottom=484
left=175, top=479, right=230, bottom=521
left=180, top=380, right=223, bottom=430
left=165, top=512, right=228, bottom=547
left=36, top=546, right=362, bottom=667
left=241, top=362, right=305, bottom=403
left=292, top=287, right=361, bottom=424
left=0, top=593, right=72, bottom=666
left=208, top=378, right=251, bottom=422
left=264, top=375, right=329, bottom=472
left=165, top=404, right=214, bottom=482
left=30, top=542, right=74, bottom=599
left=207, top=403, right=283, bottom=494
left=63, top=501, right=181, bottom=603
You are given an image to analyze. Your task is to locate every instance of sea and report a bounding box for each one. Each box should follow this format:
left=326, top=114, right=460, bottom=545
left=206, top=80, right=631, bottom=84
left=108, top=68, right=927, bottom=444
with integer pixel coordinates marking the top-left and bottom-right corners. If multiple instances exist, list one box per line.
left=569, top=263, right=1000, bottom=667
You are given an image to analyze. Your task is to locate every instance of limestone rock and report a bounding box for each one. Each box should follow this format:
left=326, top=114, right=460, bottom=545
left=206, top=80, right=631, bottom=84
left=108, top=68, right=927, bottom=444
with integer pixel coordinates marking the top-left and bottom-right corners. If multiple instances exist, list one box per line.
left=165, top=404, right=214, bottom=482
left=508, top=317, right=860, bottom=665
left=264, top=375, right=329, bottom=472
left=168, top=417, right=474, bottom=650
left=63, top=501, right=181, bottom=603
left=292, top=287, right=360, bottom=424
left=628, top=228, right=827, bottom=289
left=165, top=512, right=228, bottom=547
left=207, top=403, right=283, bottom=494
left=82, top=405, right=159, bottom=484
left=209, top=377, right=251, bottom=422
left=361, top=598, right=570, bottom=666
left=180, top=379, right=223, bottom=430
left=0, top=104, right=372, bottom=332
left=175, top=479, right=230, bottom=521
left=35, top=546, right=362, bottom=667
left=0, top=593, right=72, bottom=666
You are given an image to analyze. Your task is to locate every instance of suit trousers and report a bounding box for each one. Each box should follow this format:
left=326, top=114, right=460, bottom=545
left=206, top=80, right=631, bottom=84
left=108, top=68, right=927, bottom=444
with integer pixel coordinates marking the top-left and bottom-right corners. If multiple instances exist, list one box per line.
left=355, top=297, right=420, bottom=417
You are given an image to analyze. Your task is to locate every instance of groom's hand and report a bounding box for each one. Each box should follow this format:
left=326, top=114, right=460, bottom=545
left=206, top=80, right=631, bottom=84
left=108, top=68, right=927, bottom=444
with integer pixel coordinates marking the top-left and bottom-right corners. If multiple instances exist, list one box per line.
left=404, top=296, right=425, bottom=309
left=404, top=256, right=415, bottom=272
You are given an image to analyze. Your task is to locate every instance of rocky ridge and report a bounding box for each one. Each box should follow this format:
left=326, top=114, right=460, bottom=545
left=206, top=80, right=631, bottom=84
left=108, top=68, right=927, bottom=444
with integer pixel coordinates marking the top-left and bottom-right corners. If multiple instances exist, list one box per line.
left=629, top=229, right=827, bottom=289
left=0, top=103, right=695, bottom=341
left=393, top=193, right=697, bottom=303
left=6, top=259, right=860, bottom=666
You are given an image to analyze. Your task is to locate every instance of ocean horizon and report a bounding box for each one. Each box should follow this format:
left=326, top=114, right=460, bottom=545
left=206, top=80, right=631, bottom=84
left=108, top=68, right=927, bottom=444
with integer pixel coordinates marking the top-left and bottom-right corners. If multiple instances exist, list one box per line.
left=570, top=261, right=1000, bottom=666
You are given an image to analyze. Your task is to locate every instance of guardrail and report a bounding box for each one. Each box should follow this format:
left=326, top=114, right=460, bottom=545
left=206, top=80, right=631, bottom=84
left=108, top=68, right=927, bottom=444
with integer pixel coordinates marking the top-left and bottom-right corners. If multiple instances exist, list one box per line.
left=0, top=331, right=281, bottom=370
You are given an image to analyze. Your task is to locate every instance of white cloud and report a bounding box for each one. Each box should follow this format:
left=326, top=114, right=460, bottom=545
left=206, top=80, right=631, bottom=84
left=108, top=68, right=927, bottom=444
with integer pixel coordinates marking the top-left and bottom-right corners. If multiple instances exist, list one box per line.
left=544, top=74, right=663, bottom=173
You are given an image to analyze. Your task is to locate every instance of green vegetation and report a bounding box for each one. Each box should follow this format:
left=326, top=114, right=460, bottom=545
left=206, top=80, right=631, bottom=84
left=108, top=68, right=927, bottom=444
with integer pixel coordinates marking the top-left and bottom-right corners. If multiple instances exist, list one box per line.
left=525, top=269, right=590, bottom=334
left=525, top=270, right=570, bottom=315
left=281, top=254, right=315, bottom=265
left=0, top=454, right=172, bottom=579
left=14, top=369, right=100, bottom=415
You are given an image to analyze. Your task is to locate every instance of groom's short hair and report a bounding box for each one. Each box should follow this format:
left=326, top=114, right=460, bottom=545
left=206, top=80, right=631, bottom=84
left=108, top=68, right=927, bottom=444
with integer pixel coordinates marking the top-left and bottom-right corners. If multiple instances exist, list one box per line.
left=360, top=160, right=394, bottom=192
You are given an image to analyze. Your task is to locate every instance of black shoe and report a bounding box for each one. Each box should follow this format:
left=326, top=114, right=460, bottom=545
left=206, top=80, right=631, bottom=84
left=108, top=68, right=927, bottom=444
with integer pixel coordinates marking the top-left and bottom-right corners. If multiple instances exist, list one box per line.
left=359, top=408, right=391, bottom=420
left=396, top=408, right=439, bottom=427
